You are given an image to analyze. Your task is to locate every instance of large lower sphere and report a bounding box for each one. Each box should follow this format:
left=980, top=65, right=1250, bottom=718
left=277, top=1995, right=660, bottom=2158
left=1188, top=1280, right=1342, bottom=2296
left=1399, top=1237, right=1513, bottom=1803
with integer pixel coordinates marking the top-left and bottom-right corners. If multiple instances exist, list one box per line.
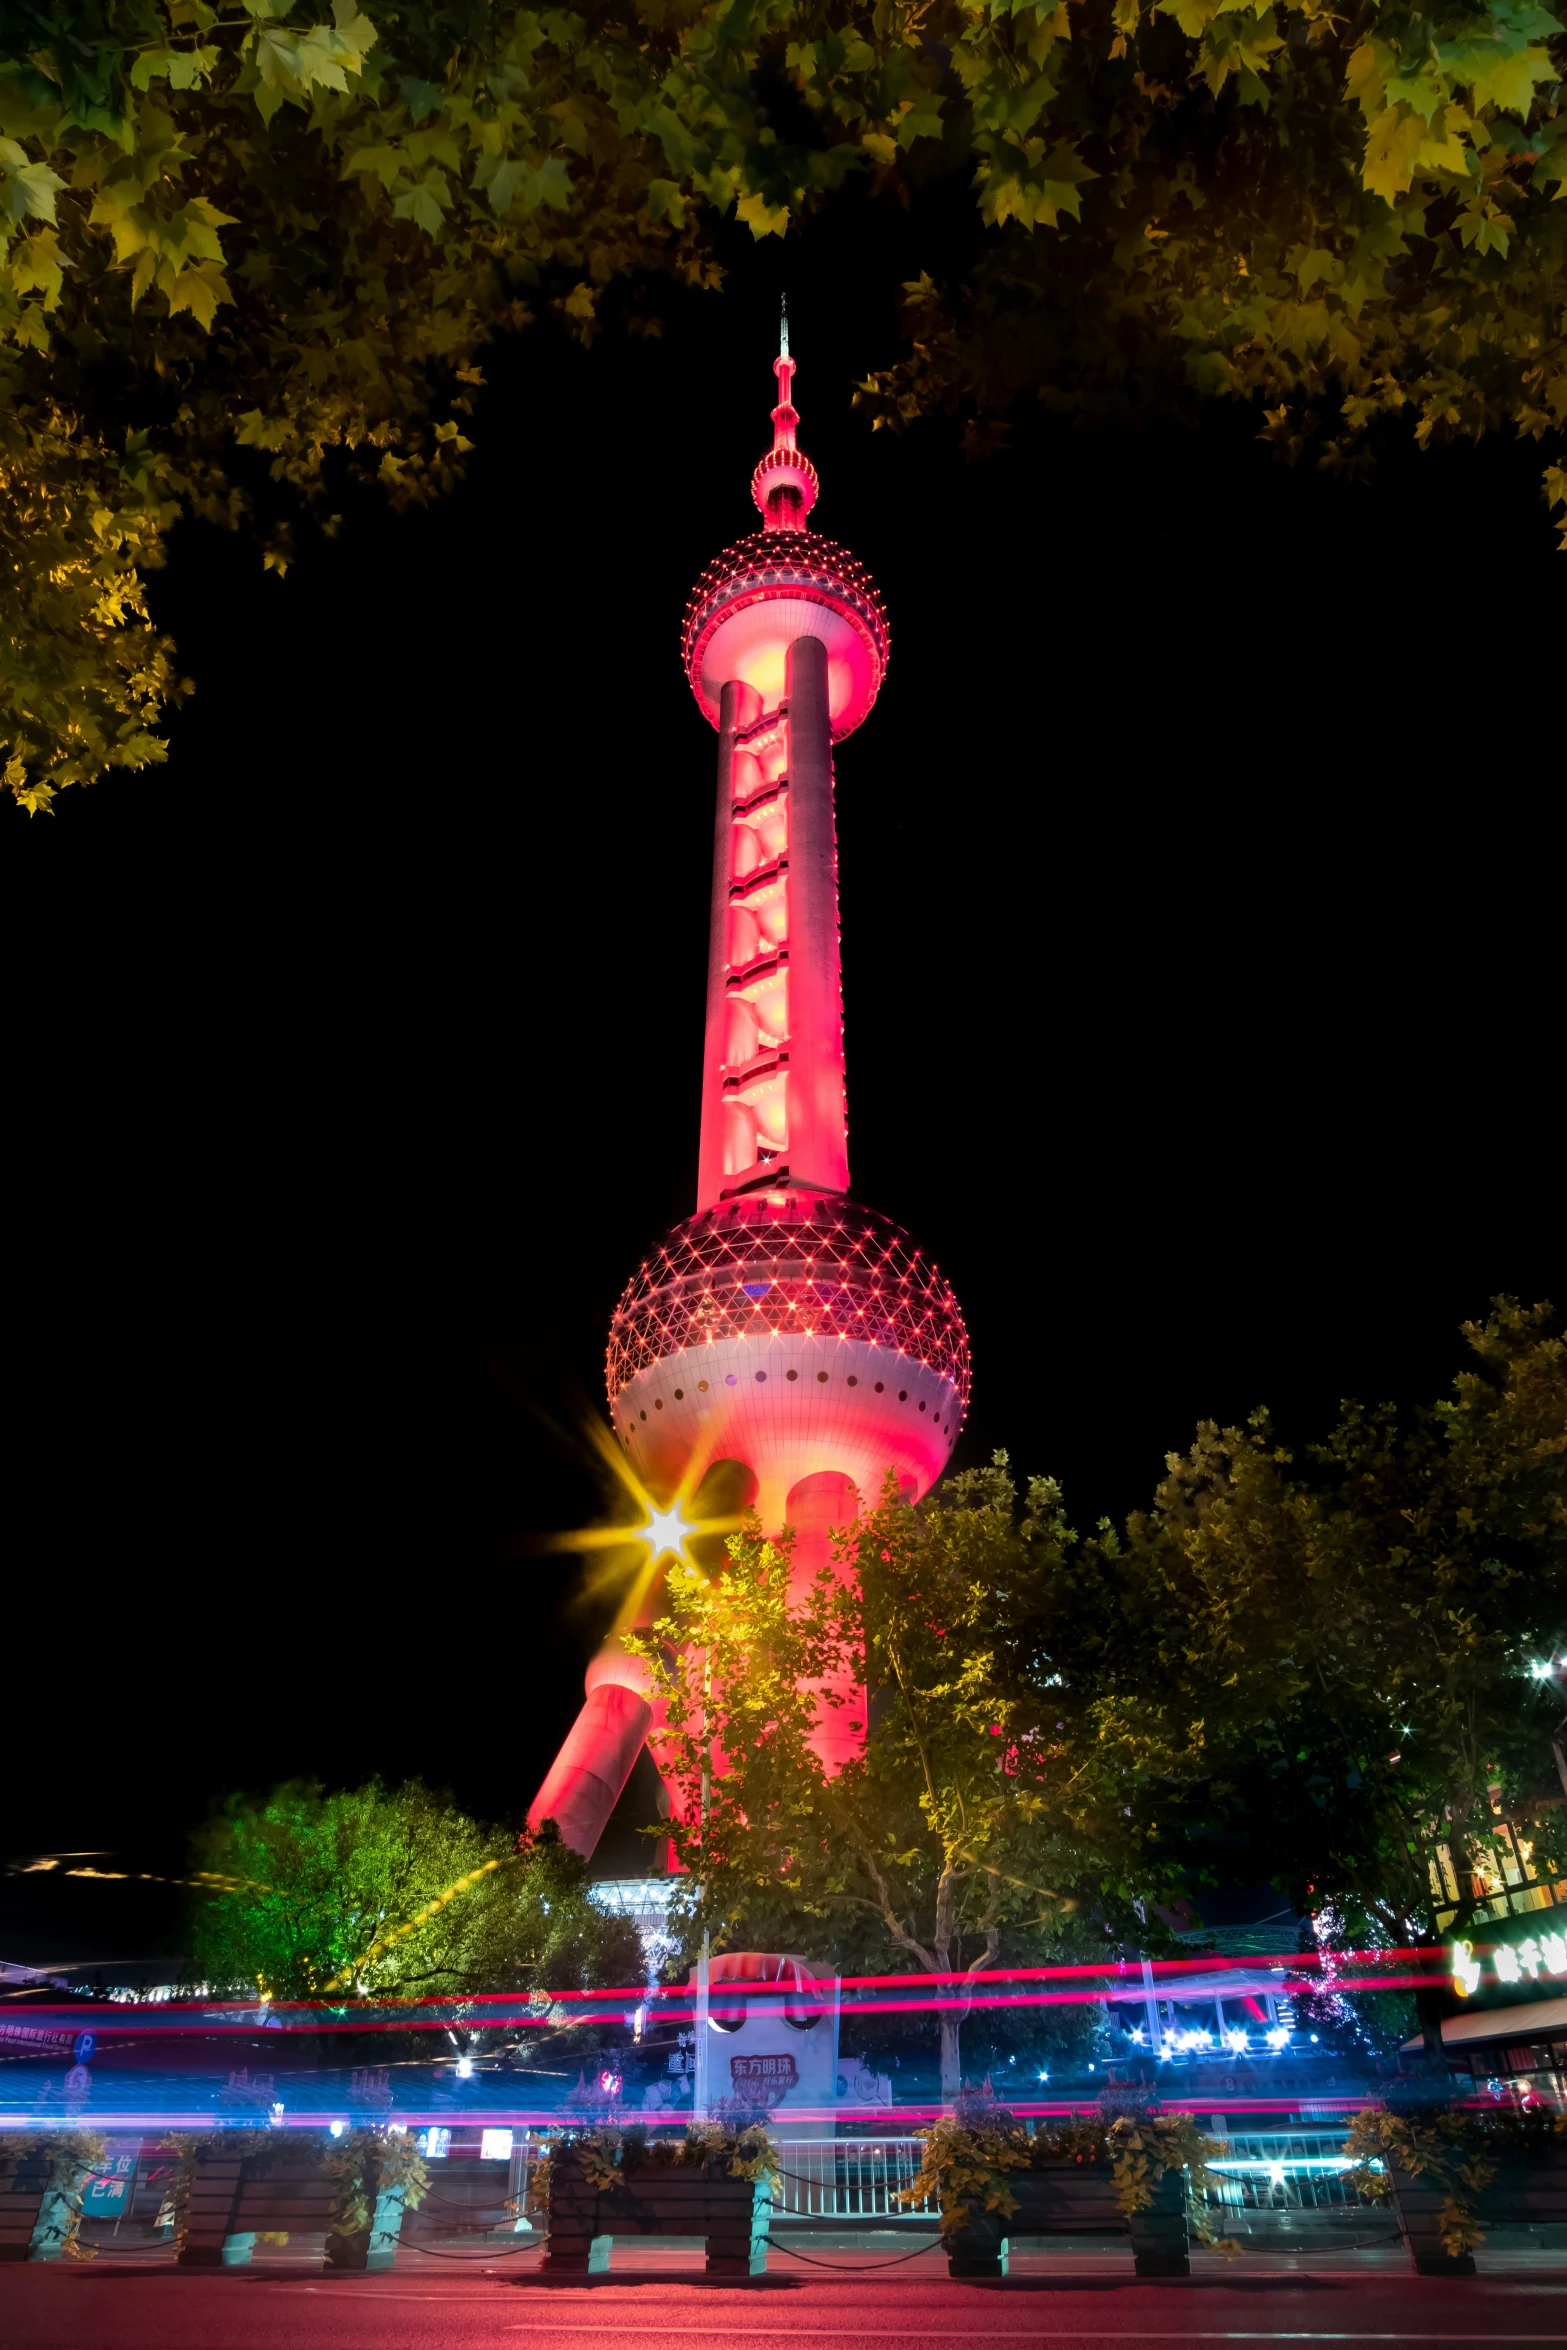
left=607, top=1189, right=969, bottom=1528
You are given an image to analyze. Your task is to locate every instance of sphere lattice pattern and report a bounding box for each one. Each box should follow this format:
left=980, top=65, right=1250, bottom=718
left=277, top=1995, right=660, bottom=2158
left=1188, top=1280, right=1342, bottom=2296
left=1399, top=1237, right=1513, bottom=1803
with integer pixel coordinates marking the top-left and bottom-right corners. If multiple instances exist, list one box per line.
left=607, top=1190, right=970, bottom=1413
left=682, top=529, right=889, bottom=705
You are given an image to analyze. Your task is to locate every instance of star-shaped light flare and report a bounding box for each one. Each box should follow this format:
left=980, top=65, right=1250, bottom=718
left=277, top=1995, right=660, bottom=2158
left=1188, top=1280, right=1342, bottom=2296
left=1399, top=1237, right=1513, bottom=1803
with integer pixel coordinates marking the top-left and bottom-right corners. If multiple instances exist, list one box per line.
left=533, top=1410, right=741, bottom=1618
left=642, top=1500, right=696, bottom=1563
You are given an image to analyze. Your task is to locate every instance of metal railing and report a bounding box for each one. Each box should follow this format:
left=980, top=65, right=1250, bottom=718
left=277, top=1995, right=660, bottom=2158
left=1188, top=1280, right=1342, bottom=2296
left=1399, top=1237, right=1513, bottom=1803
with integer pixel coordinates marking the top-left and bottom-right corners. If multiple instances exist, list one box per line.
left=1201, top=2133, right=1370, bottom=2214
left=766, top=2129, right=1371, bottom=2228
left=772, top=2138, right=936, bottom=2222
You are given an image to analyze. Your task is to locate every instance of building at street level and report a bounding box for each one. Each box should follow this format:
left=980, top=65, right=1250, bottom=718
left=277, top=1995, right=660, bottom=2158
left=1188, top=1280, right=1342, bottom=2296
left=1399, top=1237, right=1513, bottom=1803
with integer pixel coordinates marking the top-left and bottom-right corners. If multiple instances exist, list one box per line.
left=529, top=312, right=970, bottom=1860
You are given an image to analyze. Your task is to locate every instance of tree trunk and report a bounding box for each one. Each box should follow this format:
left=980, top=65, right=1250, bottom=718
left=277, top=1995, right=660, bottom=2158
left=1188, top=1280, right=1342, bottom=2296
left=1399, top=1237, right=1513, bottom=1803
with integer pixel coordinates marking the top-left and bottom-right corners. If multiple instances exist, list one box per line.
left=940, top=2013, right=962, bottom=2106
left=1413, top=1981, right=1451, bottom=2080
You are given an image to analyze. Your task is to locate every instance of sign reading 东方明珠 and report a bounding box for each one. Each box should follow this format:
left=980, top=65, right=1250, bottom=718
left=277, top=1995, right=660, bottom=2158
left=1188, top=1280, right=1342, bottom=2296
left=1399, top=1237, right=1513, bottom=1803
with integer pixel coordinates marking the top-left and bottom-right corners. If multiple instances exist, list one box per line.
left=730, top=2052, right=799, bottom=2090
left=1452, top=1925, right=1567, bottom=1998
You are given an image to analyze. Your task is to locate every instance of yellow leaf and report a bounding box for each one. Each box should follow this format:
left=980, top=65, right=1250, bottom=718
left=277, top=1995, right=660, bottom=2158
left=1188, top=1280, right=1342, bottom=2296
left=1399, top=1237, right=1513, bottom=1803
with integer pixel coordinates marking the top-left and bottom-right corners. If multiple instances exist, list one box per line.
left=1345, top=39, right=1388, bottom=115
left=736, top=190, right=790, bottom=237
left=1363, top=103, right=1426, bottom=200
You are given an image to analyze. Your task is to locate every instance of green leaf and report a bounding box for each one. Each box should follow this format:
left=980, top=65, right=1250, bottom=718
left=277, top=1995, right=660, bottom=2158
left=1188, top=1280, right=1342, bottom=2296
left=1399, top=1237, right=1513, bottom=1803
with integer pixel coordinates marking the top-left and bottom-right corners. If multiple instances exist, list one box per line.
left=400, top=76, right=442, bottom=122
left=392, top=170, right=450, bottom=235
left=0, top=145, right=66, bottom=228
left=1444, top=40, right=1555, bottom=116
left=895, top=91, right=946, bottom=148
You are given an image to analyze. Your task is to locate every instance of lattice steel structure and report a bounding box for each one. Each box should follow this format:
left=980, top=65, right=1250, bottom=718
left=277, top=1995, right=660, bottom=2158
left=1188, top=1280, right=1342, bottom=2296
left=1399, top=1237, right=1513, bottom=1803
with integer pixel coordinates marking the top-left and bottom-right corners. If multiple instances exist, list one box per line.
left=608, top=1195, right=971, bottom=1400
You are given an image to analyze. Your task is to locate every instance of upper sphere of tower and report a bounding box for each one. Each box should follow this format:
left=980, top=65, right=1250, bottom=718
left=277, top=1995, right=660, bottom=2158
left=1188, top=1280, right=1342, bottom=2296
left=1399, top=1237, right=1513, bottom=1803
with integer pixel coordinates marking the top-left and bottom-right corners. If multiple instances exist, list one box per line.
left=683, top=529, right=889, bottom=740
left=683, top=328, right=888, bottom=740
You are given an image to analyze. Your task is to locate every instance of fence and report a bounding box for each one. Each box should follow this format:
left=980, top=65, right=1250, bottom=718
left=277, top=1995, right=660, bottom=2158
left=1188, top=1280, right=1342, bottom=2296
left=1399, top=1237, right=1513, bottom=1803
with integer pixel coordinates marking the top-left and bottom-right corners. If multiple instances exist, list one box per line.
left=768, top=2130, right=1374, bottom=2233
left=772, top=2139, right=936, bottom=2223
left=1202, top=2133, right=1370, bottom=2215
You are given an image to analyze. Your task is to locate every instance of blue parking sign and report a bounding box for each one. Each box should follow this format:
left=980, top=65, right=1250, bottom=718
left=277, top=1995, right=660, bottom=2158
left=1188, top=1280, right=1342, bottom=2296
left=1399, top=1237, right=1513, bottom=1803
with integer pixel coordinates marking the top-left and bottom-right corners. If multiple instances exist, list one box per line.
left=73, top=2031, right=96, bottom=2064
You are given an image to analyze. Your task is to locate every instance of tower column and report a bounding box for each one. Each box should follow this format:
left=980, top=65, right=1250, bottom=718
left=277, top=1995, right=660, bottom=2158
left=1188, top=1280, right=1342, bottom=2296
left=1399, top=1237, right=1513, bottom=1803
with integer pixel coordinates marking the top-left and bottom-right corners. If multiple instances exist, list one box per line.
left=783, top=635, right=848, bottom=1195
left=697, top=678, right=762, bottom=1215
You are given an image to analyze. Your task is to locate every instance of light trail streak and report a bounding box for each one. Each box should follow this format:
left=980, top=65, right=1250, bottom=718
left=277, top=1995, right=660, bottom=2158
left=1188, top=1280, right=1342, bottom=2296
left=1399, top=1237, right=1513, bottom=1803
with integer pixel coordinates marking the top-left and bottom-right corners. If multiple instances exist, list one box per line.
left=6, top=1943, right=1446, bottom=2021
left=1, top=1971, right=1443, bottom=2040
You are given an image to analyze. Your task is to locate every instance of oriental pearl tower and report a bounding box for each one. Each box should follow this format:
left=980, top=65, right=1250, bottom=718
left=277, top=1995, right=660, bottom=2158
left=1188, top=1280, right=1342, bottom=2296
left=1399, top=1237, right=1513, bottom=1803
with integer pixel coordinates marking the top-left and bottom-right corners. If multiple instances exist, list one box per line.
left=528, top=307, right=970, bottom=1862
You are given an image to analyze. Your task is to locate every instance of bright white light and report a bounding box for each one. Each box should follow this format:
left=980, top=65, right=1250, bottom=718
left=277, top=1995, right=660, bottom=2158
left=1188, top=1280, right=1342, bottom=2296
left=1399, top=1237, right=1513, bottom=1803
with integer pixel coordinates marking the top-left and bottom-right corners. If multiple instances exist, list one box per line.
left=1452, top=1939, right=1483, bottom=1996
left=1265, top=2026, right=1290, bottom=2050
left=1309, top=2034, right=1319, bottom=2043
left=480, top=2128, right=514, bottom=2161
left=1531, top=1659, right=1555, bottom=1680
left=329, top=2119, right=347, bottom=2139
left=1087, top=2062, right=1095, bottom=2070
left=1224, top=2029, right=1249, bottom=2054
left=643, top=1502, right=695, bottom=1560
left=1158, top=2046, right=1173, bottom=2061
left=1128, top=2026, right=1146, bottom=2046
left=1038, top=2070, right=1049, bottom=2081
left=455, top=2055, right=475, bottom=2079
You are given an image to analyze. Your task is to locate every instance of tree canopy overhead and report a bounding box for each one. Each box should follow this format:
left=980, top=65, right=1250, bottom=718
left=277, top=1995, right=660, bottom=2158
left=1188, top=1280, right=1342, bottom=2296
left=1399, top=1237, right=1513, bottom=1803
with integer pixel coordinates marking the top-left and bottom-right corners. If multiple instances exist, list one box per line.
left=4, top=0, right=1566, bottom=812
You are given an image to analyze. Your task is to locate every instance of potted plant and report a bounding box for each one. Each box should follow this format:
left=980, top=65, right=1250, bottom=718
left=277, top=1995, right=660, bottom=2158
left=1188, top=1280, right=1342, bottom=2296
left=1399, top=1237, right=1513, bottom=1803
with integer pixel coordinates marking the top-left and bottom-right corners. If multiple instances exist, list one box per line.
left=322, top=2126, right=430, bottom=2271
left=0, top=2132, right=103, bottom=2262
left=1346, top=2102, right=1567, bottom=2275
left=540, top=2122, right=776, bottom=2278
left=906, top=2109, right=1234, bottom=2278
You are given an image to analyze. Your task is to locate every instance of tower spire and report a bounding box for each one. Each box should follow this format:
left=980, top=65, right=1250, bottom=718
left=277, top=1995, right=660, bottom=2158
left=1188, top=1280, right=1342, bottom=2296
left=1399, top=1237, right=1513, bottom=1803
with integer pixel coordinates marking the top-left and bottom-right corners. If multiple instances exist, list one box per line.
left=751, top=303, right=818, bottom=529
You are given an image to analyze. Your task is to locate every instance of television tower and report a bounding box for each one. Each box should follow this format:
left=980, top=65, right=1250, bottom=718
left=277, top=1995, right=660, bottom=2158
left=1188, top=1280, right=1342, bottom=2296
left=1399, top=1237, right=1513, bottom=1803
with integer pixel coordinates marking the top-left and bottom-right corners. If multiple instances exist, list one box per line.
left=529, top=308, right=970, bottom=1860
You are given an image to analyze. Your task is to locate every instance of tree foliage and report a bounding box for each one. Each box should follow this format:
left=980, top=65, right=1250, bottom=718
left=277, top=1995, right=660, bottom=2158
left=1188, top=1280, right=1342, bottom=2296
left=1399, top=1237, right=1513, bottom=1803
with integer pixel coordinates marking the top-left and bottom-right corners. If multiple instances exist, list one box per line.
left=1071, top=1299, right=1567, bottom=1962
left=4, top=0, right=1567, bottom=810
left=634, top=1300, right=1563, bottom=2084
left=630, top=1461, right=1176, bottom=2097
left=186, top=1775, right=643, bottom=1998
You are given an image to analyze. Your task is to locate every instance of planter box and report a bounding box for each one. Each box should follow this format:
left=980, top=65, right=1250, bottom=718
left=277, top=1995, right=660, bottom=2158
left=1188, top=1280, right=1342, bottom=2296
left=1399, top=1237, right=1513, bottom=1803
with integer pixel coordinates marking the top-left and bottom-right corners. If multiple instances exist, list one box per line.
left=0, top=2152, right=96, bottom=2264
left=0, top=2153, right=49, bottom=2264
left=178, top=2148, right=407, bottom=2273
left=543, top=2151, right=771, bottom=2278
left=1388, top=2150, right=1567, bottom=2277
left=327, top=2187, right=406, bottom=2273
left=945, top=2156, right=1190, bottom=2280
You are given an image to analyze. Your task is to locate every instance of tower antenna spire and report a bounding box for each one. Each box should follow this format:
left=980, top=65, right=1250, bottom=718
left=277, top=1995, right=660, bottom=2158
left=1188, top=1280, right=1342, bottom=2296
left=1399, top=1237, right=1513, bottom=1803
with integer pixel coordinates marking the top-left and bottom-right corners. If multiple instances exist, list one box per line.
left=752, top=295, right=814, bottom=528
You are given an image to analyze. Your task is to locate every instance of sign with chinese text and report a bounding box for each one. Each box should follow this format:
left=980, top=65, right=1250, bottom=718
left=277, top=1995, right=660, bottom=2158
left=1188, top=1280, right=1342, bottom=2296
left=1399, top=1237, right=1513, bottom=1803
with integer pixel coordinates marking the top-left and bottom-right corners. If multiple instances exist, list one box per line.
left=83, top=2147, right=139, bottom=2215
left=730, top=2052, right=798, bottom=2091
left=1451, top=1923, right=1567, bottom=1999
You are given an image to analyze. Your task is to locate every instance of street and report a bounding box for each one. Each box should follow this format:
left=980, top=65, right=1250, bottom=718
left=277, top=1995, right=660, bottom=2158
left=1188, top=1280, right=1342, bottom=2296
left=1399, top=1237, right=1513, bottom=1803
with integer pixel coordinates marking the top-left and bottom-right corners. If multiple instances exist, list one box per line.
left=6, top=2253, right=1567, bottom=2350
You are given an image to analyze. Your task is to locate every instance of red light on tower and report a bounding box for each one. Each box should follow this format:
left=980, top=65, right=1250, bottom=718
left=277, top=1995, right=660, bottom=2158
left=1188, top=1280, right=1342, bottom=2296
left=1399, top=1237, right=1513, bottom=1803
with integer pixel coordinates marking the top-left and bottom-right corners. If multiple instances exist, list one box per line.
left=528, top=304, right=969, bottom=1861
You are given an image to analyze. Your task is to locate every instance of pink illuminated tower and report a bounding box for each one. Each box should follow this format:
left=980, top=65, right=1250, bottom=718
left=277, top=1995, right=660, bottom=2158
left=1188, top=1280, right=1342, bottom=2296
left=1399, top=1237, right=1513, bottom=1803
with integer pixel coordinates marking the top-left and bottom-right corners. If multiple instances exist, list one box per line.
left=529, top=309, right=970, bottom=1861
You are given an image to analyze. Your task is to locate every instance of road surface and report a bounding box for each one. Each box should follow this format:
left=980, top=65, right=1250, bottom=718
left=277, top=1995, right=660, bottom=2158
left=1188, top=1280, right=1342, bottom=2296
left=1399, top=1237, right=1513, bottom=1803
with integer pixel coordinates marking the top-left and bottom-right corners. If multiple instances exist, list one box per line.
left=5, top=2250, right=1567, bottom=2350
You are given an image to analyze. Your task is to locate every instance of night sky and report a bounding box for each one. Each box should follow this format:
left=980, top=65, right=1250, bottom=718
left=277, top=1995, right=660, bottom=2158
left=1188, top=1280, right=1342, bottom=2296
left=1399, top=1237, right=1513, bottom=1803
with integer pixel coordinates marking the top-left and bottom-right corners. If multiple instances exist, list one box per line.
left=4, top=180, right=1559, bottom=1950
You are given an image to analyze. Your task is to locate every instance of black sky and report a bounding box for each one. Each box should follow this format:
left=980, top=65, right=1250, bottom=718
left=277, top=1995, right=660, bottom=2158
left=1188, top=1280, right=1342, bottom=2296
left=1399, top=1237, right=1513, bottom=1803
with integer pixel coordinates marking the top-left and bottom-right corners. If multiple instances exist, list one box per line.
left=4, top=184, right=1559, bottom=1908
